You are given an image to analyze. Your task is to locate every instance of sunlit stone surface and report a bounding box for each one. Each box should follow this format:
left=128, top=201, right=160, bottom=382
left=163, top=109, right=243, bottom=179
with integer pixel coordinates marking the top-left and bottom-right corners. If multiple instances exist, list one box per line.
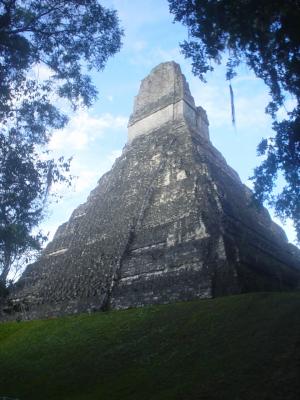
left=3, top=62, right=299, bottom=320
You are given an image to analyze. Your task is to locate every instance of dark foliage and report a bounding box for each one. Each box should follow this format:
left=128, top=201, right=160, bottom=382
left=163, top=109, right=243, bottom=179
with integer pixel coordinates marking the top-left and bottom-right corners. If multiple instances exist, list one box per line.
left=168, top=0, right=300, bottom=241
left=0, top=0, right=123, bottom=285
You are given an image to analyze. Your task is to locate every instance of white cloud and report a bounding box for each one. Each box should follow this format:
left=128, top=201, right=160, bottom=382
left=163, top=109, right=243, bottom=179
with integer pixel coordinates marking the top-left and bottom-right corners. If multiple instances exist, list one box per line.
left=50, top=148, right=123, bottom=196
left=132, top=40, right=147, bottom=52
left=30, top=63, right=54, bottom=81
left=233, top=92, right=272, bottom=129
left=49, top=110, right=128, bottom=151
left=43, top=145, right=126, bottom=244
left=191, top=72, right=272, bottom=131
left=234, top=75, right=258, bottom=84
left=108, top=149, right=122, bottom=163
left=73, top=169, right=100, bottom=193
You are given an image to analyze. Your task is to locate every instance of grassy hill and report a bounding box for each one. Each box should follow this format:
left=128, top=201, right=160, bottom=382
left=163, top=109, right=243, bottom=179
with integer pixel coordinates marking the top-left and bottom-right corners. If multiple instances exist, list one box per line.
left=0, top=292, right=299, bottom=400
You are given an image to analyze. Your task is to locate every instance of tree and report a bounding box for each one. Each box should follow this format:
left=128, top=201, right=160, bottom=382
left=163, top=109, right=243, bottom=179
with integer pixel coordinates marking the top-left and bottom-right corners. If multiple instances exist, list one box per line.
left=168, top=0, right=300, bottom=241
left=0, top=0, right=123, bottom=288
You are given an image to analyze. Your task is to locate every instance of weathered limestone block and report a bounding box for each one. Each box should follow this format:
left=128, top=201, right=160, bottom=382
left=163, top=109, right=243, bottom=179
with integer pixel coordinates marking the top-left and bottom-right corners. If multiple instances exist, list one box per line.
left=128, top=61, right=209, bottom=142
left=2, top=61, right=299, bottom=321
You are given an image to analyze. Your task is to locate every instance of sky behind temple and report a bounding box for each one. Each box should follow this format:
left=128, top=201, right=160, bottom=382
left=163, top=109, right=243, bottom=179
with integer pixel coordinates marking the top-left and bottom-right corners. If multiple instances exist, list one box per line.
left=39, top=0, right=297, bottom=245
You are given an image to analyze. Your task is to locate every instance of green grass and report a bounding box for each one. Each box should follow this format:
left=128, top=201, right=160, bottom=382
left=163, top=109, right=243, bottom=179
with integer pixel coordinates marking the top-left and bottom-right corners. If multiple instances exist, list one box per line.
left=0, top=292, right=300, bottom=400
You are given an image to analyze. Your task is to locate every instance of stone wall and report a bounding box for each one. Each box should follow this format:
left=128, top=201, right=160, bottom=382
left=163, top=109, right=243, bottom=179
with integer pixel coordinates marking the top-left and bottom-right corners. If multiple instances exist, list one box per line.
left=128, top=61, right=209, bottom=141
left=2, top=61, right=299, bottom=321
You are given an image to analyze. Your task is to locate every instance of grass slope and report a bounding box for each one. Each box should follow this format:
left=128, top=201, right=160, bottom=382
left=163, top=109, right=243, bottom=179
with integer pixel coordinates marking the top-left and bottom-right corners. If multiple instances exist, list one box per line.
left=0, top=292, right=300, bottom=400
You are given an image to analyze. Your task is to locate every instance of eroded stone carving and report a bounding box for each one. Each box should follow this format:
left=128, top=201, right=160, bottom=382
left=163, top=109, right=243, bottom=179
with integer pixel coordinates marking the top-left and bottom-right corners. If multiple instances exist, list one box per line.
left=2, top=61, right=299, bottom=321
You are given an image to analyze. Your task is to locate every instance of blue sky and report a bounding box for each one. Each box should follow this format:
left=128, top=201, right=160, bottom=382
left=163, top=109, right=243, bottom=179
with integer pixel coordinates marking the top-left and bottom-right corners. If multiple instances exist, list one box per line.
left=40, top=0, right=297, bottom=245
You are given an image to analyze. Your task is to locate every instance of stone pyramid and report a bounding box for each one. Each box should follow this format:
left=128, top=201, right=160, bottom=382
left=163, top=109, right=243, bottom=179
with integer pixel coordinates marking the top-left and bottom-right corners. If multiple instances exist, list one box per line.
left=7, top=62, right=300, bottom=319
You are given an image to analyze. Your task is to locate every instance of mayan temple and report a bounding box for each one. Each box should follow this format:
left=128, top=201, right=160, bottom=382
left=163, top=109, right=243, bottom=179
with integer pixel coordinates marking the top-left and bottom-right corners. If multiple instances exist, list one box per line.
left=4, top=61, right=300, bottom=320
